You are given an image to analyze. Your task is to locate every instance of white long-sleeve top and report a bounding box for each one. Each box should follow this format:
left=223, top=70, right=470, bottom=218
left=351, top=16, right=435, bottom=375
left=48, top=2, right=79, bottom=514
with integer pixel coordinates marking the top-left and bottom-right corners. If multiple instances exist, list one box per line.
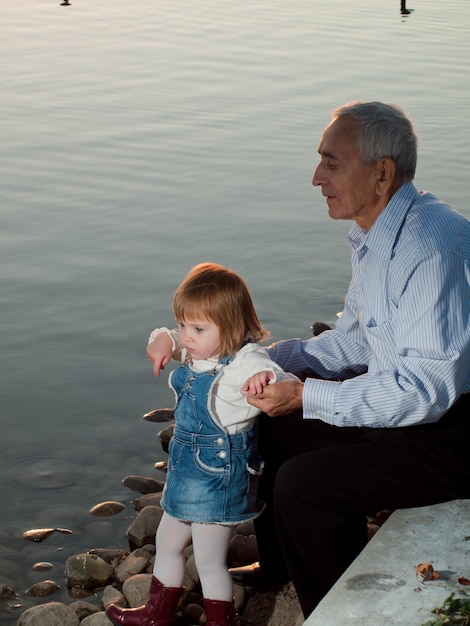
left=149, top=327, right=300, bottom=434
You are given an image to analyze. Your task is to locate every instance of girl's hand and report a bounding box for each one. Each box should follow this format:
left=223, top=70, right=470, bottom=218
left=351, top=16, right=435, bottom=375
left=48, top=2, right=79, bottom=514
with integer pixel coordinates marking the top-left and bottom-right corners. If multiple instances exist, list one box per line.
left=241, top=371, right=274, bottom=396
left=245, top=379, right=304, bottom=416
left=146, top=333, right=173, bottom=378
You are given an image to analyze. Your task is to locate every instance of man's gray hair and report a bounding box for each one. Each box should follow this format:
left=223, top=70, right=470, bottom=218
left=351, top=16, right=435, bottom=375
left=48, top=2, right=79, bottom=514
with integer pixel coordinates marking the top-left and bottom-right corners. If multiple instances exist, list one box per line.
left=332, top=101, right=418, bottom=184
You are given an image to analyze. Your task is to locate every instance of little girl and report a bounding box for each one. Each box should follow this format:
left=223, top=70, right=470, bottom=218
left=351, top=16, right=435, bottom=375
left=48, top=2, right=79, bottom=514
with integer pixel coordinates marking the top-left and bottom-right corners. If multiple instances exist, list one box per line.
left=106, top=263, right=299, bottom=626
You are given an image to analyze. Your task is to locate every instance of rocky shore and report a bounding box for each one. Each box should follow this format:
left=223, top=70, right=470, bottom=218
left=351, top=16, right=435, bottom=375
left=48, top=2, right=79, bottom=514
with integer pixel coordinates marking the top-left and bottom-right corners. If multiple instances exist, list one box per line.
left=1, top=418, right=306, bottom=626
left=2, top=396, right=388, bottom=626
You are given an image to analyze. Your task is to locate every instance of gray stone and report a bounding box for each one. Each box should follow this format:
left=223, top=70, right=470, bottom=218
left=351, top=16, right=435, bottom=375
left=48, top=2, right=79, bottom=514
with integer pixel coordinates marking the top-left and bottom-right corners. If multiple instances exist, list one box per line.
left=228, top=533, right=258, bottom=566
left=65, top=553, right=113, bottom=589
left=185, top=553, right=200, bottom=585
left=234, top=519, right=256, bottom=537
left=233, top=583, right=246, bottom=611
left=134, top=545, right=156, bottom=558
left=127, top=506, right=163, bottom=548
left=143, top=408, right=175, bottom=422
left=0, top=582, right=17, bottom=602
left=80, top=612, right=114, bottom=625
left=183, top=602, right=204, bottom=623
left=115, top=553, right=150, bottom=582
left=121, top=573, right=152, bottom=607
left=158, top=424, right=175, bottom=453
left=183, top=572, right=198, bottom=592
left=25, top=579, right=60, bottom=597
left=88, top=548, right=128, bottom=567
left=89, top=501, right=125, bottom=517
left=68, top=599, right=101, bottom=620
left=133, top=492, right=163, bottom=511
left=122, top=475, right=165, bottom=495
left=101, top=584, right=125, bottom=609
left=32, top=561, right=53, bottom=571
left=16, top=601, right=80, bottom=626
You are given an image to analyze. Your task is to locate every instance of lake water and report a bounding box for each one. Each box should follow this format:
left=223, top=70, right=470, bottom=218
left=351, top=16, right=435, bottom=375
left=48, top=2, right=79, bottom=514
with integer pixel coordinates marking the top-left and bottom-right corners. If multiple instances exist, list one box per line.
left=1, top=0, right=469, bottom=621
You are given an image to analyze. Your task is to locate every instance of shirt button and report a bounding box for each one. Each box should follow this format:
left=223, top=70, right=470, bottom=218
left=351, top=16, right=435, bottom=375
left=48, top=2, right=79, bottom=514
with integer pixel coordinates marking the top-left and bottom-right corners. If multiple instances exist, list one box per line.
left=216, top=437, right=224, bottom=446
left=217, top=450, right=227, bottom=459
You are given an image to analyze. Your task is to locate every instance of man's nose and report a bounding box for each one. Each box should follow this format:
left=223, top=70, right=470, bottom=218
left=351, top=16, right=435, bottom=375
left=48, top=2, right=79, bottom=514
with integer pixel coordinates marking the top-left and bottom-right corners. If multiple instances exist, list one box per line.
left=312, top=163, right=323, bottom=186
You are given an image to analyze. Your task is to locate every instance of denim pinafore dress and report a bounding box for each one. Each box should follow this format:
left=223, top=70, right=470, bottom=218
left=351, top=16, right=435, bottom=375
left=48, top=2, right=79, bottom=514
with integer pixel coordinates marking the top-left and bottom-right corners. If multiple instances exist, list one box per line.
left=161, top=356, right=264, bottom=524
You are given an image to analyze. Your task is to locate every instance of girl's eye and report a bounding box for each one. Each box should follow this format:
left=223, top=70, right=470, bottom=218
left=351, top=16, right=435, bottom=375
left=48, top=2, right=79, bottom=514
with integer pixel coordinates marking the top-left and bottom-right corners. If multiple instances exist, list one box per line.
left=177, top=322, right=185, bottom=330
left=195, top=327, right=203, bottom=333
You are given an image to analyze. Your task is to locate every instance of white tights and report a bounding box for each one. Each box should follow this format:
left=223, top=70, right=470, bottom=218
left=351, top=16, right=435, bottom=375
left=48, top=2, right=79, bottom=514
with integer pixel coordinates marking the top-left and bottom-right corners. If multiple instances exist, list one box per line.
left=153, top=512, right=234, bottom=601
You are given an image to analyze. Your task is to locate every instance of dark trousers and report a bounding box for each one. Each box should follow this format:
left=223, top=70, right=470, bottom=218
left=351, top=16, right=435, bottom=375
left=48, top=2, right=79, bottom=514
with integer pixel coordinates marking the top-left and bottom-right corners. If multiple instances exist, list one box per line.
left=254, top=394, right=470, bottom=617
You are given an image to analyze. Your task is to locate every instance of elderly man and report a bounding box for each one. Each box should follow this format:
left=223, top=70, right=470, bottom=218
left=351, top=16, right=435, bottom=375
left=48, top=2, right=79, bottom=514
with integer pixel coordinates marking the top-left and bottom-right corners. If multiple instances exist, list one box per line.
left=228, top=101, right=470, bottom=617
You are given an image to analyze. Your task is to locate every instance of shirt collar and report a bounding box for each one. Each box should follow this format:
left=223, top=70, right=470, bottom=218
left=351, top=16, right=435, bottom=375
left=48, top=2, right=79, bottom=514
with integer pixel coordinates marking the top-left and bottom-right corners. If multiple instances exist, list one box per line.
left=347, top=182, right=418, bottom=260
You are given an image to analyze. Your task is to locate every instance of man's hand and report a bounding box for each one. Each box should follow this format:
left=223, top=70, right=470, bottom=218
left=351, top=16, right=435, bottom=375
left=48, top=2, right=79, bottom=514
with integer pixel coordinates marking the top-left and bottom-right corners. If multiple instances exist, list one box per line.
left=245, top=379, right=304, bottom=416
left=146, top=333, right=173, bottom=378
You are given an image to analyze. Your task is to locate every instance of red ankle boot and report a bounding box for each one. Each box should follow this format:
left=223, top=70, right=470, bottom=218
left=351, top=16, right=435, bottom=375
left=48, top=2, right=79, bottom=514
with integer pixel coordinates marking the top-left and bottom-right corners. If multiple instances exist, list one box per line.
left=204, top=598, right=238, bottom=626
left=106, top=576, right=183, bottom=626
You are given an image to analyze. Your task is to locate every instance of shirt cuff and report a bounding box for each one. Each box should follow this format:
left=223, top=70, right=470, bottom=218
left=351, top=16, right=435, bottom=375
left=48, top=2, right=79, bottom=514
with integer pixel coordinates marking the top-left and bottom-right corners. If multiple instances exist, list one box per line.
left=302, top=377, right=341, bottom=422
left=148, top=327, right=177, bottom=352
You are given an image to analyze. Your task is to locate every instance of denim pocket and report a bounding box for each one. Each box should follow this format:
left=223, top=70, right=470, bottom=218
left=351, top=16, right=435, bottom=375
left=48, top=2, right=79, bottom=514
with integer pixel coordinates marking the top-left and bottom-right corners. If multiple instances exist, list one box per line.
left=195, top=446, right=227, bottom=474
left=168, top=437, right=183, bottom=471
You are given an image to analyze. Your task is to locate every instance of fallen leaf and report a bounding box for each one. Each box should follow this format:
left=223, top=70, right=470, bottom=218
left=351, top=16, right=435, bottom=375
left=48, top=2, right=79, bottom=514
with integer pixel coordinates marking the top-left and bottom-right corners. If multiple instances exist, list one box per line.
left=458, top=577, right=470, bottom=586
left=414, top=562, right=440, bottom=581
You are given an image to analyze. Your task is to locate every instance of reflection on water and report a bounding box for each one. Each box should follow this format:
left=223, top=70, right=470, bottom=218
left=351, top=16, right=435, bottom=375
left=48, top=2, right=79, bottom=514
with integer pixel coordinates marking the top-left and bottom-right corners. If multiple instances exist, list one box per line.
left=400, top=0, right=414, bottom=15
left=1, top=0, right=469, bottom=622
left=4, top=456, right=86, bottom=491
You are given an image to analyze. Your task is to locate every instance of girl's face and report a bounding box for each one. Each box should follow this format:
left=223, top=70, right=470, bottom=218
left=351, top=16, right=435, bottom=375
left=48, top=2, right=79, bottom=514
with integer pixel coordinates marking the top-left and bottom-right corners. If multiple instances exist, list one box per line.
left=177, top=317, right=221, bottom=360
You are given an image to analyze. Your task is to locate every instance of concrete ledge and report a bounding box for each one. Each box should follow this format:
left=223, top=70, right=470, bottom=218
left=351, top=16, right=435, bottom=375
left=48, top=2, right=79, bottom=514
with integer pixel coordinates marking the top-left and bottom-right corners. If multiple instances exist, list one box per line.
left=303, top=499, right=470, bottom=625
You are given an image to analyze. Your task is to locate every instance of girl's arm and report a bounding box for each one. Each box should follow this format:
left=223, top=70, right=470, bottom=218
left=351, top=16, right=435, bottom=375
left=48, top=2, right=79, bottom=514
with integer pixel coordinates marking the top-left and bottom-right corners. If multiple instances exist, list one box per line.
left=146, top=327, right=180, bottom=378
left=240, top=345, right=301, bottom=397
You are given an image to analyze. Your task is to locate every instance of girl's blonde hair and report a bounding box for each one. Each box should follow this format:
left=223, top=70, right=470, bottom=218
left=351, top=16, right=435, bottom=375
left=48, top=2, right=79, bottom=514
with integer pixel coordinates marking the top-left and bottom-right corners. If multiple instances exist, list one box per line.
left=173, top=263, right=270, bottom=357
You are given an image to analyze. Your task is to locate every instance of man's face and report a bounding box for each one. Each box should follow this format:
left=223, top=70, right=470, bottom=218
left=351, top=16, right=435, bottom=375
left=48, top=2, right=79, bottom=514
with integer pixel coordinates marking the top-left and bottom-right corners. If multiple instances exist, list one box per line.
left=312, top=116, right=383, bottom=230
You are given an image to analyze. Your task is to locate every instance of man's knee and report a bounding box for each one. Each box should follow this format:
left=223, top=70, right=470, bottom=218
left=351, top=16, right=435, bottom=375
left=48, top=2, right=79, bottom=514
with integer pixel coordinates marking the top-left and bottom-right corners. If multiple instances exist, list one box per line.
left=273, top=453, right=321, bottom=510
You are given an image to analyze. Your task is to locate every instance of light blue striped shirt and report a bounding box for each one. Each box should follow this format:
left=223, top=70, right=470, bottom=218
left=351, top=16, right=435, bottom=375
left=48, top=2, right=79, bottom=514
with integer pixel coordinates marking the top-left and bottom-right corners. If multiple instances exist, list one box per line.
left=268, top=183, right=470, bottom=427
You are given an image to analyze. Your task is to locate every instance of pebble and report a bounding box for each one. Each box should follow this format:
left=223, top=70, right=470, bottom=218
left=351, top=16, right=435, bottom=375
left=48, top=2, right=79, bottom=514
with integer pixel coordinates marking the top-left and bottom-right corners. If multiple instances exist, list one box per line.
left=25, top=580, right=60, bottom=597
left=89, top=501, right=125, bottom=517
left=33, top=562, right=54, bottom=571
left=5, top=400, right=333, bottom=625
left=16, top=601, right=80, bottom=626
left=23, top=527, right=73, bottom=542
left=6, top=473, right=257, bottom=624
left=142, top=408, right=175, bottom=422
left=0, top=583, right=17, bottom=602
left=122, top=475, right=165, bottom=494
left=65, top=553, right=114, bottom=588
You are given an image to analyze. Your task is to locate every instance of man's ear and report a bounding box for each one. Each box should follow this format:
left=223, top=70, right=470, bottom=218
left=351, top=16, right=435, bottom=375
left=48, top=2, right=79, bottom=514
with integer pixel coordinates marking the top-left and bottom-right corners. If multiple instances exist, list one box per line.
left=375, top=158, right=396, bottom=196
